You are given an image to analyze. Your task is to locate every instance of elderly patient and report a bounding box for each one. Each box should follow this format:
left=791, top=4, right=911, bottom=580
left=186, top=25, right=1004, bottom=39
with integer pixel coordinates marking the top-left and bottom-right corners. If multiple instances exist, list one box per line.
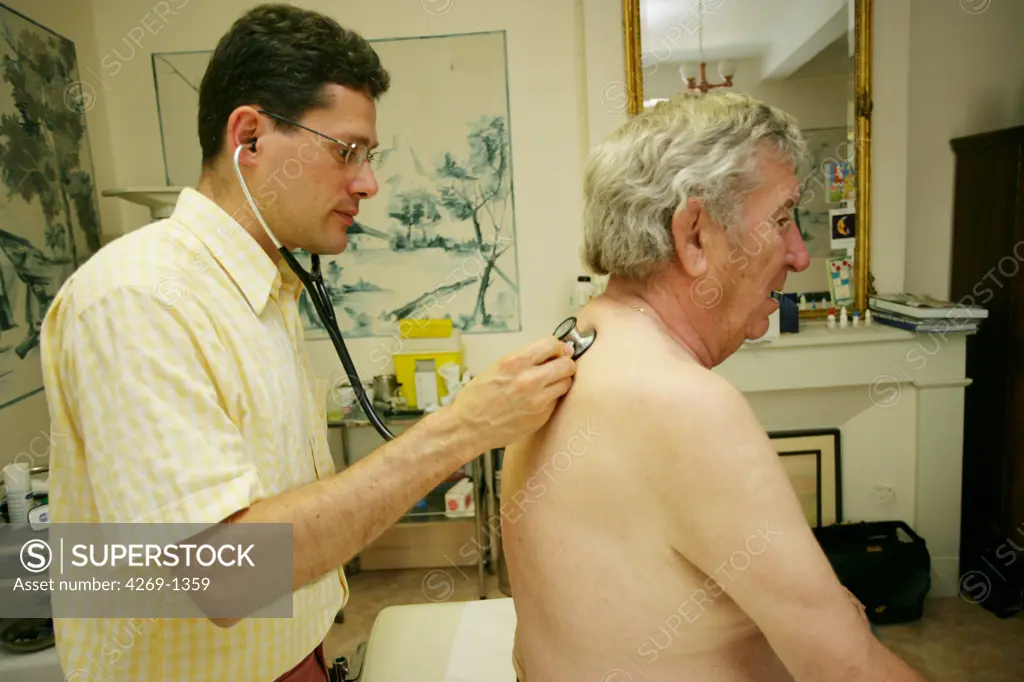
left=500, top=92, right=926, bottom=682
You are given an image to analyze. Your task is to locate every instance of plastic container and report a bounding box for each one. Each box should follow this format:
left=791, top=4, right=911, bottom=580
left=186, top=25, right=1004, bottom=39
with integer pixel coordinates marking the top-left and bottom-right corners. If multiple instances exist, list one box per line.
left=572, top=276, right=595, bottom=310
left=444, top=477, right=475, bottom=518
left=3, top=463, right=33, bottom=525
left=393, top=351, right=462, bottom=409
left=398, top=318, right=454, bottom=339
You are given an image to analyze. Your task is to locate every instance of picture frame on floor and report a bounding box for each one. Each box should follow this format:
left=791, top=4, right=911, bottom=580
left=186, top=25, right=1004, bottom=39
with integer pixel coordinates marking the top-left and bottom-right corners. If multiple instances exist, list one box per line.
left=768, top=428, right=842, bottom=528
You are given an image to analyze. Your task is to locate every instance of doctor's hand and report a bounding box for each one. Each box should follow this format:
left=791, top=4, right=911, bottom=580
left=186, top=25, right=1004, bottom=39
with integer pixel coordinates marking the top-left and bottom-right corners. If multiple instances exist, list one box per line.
left=450, top=336, right=576, bottom=453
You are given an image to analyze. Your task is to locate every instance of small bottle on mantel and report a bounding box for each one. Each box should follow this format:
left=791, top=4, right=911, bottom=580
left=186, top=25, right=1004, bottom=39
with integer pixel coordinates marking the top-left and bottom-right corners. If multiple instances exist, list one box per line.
left=840, top=307, right=849, bottom=329
left=572, top=275, right=595, bottom=310
left=827, top=307, right=837, bottom=329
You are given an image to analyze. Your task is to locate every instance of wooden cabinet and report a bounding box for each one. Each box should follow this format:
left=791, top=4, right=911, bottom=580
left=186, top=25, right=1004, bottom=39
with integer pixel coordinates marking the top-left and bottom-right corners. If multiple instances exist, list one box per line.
left=950, top=126, right=1024, bottom=617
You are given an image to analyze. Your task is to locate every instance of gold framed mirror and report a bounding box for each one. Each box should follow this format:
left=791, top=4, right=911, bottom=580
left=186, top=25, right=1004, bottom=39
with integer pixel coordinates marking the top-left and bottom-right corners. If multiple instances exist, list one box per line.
left=621, top=0, right=873, bottom=317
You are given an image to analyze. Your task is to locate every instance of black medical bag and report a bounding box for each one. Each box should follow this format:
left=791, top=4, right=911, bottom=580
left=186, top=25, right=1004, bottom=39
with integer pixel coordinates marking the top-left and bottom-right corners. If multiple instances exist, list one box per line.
left=812, top=521, right=931, bottom=625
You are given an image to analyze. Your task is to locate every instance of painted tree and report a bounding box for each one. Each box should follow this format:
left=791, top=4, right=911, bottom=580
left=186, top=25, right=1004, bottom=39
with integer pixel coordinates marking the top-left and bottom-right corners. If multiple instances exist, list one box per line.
left=0, top=22, right=102, bottom=268
left=0, top=228, right=66, bottom=356
left=434, top=115, right=514, bottom=327
left=388, top=188, right=442, bottom=248
left=67, top=168, right=100, bottom=253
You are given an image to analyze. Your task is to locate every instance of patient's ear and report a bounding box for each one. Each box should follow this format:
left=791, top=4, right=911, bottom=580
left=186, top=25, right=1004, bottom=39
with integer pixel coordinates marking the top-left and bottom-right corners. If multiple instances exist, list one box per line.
left=671, top=198, right=709, bottom=278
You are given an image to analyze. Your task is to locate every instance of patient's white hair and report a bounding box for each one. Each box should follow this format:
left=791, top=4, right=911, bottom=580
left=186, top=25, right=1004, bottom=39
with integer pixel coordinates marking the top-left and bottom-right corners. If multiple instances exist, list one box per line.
left=582, top=91, right=806, bottom=280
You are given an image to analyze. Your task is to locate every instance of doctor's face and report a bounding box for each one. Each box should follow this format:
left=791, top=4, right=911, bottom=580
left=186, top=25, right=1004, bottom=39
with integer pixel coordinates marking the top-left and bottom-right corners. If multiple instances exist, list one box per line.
left=256, top=84, right=380, bottom=256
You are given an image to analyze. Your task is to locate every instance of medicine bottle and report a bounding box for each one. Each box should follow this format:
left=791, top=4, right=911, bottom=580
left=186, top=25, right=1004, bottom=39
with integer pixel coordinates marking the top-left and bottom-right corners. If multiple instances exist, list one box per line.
left=572, top=275, right=595, bottom=310
left=3, top=462, right=32, bottom=524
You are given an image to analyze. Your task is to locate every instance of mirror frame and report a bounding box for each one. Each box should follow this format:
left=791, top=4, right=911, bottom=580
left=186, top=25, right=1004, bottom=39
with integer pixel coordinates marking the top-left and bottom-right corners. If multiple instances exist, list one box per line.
left=621, top=0, right=874, bottom=316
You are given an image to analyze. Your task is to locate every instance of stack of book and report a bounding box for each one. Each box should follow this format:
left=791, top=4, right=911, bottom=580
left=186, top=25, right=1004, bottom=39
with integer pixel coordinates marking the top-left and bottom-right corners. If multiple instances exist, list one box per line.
left=868, top=293, right=987, bottom=333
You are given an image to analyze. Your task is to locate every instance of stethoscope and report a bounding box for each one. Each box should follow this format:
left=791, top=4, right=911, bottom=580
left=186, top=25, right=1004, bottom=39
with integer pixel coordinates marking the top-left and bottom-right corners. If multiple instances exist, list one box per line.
left=554, top=316, right=596, bottom=359
left=232, top=142, right=596, bottom=443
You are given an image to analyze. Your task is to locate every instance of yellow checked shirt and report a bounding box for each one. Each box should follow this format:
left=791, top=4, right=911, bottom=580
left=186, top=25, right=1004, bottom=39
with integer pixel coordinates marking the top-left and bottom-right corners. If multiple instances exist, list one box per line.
left=40, top=187, right=347, bottom=681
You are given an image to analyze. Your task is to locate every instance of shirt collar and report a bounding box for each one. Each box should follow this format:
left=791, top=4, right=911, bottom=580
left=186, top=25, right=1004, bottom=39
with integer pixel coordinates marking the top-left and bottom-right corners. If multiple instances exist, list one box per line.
left=170, top=188, right=304, bottom=314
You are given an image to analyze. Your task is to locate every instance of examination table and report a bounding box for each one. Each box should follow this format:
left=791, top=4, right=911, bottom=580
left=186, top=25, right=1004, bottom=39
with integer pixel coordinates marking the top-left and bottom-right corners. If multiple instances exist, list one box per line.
left=351, top=598, right=518, bottom=682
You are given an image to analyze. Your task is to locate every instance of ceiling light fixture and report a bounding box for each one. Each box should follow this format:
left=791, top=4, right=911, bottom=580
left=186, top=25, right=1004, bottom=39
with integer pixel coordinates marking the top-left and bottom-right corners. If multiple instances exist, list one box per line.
left=679, top=0, right=734, bottom=94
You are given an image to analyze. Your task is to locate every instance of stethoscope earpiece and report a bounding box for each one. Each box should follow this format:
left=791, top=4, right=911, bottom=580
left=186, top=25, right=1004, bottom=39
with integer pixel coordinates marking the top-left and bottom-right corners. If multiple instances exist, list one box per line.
left=554, top=316, right=596, bottom=360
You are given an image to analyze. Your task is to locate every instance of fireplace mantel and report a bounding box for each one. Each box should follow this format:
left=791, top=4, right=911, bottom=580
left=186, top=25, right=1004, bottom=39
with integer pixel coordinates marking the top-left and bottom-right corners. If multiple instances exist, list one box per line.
left=715, top=321, right=973, bottom=598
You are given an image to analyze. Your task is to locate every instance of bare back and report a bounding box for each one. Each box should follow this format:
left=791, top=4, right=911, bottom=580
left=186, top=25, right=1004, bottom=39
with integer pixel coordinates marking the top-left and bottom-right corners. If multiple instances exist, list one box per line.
left=500, top=300, right=794, bottom=682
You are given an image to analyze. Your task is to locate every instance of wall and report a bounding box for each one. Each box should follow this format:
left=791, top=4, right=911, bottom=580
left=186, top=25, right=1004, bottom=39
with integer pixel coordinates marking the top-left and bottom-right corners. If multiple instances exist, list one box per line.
left=0, top=0, right=115, bottom=471
left=903, top=0, right=1024, bottom=299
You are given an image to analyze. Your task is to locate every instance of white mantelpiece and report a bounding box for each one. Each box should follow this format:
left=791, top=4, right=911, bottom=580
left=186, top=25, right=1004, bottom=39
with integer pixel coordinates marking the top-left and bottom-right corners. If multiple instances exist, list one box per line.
left=716, top=320, right=972, bottom=598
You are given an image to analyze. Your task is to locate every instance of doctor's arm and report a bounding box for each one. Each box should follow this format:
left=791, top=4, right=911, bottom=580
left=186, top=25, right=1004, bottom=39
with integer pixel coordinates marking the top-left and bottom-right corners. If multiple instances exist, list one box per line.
left=225, top=335, right=576, bottom=597
left=655, top=374, right=927, bottom=682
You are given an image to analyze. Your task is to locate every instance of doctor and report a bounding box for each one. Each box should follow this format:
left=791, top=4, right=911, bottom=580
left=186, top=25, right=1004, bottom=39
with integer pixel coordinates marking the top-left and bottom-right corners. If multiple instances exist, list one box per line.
left=39, top=4, right=574, bottom=681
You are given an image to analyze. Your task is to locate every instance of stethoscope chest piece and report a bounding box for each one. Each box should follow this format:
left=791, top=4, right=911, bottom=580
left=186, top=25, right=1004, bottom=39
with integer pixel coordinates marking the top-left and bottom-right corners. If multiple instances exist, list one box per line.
left=555, top=316, right=596, bottom=360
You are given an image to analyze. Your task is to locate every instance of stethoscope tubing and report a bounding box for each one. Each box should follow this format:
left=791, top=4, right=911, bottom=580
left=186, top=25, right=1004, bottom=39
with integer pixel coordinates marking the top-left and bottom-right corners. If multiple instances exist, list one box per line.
left=233, top=144, right=395, bottom=441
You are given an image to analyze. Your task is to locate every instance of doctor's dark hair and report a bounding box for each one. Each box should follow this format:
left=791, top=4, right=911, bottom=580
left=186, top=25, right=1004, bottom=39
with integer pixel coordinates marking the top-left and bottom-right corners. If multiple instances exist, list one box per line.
left=197, top=4, right=390, bottom=167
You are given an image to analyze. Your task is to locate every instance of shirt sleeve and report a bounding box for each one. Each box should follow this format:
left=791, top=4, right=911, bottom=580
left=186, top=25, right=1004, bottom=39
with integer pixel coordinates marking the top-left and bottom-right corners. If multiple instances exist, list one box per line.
left=59, top=285, right=265, bottom=526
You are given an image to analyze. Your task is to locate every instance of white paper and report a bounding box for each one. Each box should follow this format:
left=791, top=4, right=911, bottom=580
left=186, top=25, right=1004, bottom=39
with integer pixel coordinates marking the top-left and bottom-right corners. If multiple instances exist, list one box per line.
left=442, top=598, right=518, bottom=682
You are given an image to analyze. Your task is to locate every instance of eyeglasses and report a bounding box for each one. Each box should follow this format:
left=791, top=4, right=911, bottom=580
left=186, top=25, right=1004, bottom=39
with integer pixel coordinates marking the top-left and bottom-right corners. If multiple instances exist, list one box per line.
left=258, top=110, right=379, bottom=169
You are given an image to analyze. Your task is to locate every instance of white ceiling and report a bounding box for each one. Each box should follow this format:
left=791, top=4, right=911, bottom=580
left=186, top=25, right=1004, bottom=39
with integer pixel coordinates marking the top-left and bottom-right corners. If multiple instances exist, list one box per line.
left=640, top=0, right=852, bottom=80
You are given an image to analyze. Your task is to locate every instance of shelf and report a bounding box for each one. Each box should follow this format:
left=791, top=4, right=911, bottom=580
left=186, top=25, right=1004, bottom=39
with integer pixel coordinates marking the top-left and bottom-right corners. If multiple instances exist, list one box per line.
left=327, top=404, right=425, bottom=428
left=359, top=519, right=478, bottom=571
left=401, top=484, right=474, bottom=525
left=739, top=319, right=917, bottom=350
left=327, top=414, right=423, bottom=428
left=101, top=186, right=185, bottom=220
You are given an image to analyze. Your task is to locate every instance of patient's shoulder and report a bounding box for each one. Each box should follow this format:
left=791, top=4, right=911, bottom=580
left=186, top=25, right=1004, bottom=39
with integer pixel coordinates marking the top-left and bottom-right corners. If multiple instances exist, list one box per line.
left=574, top=331, right=746, bottom=434
left=583, top=323, right=738, bottom=403
left=651, top=364, right=778, bottom=485
left=646, top=364, right=750, bottom=437
left=576, top=312, right=711, bottom=386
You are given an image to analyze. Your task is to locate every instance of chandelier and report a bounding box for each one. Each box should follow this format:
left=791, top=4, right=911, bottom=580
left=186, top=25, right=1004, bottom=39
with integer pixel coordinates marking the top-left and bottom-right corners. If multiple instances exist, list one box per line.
left=679, top=0, right=734, bottom=94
